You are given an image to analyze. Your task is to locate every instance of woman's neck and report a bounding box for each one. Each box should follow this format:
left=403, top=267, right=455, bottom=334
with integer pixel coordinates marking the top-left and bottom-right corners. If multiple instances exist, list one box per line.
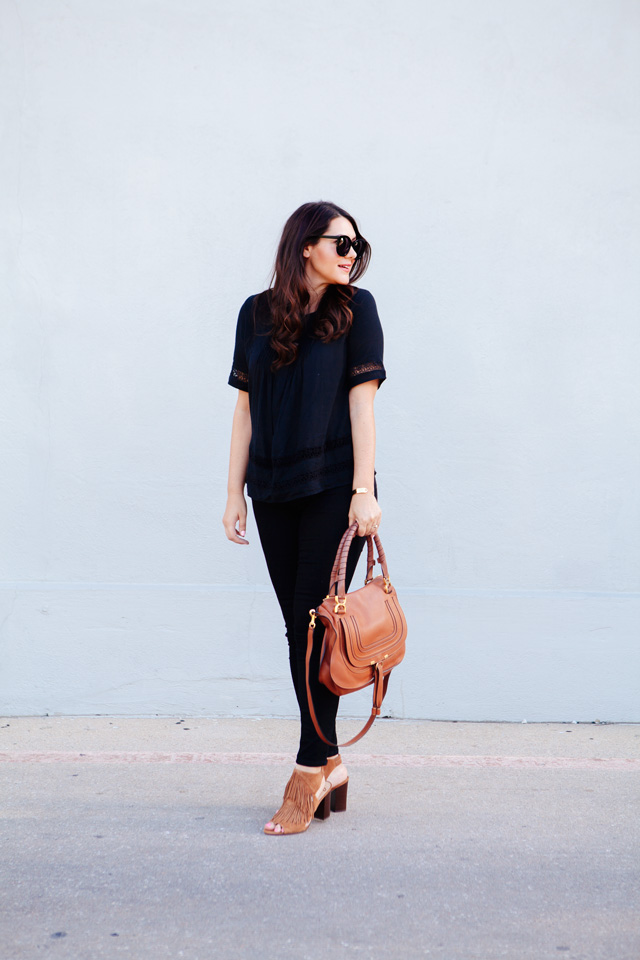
left=305, top=282, right=327, bottom=314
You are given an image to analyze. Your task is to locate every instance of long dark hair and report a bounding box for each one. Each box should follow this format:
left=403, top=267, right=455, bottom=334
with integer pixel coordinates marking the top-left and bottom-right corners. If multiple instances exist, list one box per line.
left=261, top=201, right=371, bottom=370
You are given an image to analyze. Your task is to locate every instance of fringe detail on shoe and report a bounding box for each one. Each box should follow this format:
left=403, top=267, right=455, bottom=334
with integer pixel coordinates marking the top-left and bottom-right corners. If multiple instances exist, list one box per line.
left=270, top=770, right=323, bottom=830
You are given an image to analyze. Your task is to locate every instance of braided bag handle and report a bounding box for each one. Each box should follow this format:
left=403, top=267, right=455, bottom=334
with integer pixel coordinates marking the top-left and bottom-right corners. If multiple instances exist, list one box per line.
left=327, top=523, right=388, bottom=597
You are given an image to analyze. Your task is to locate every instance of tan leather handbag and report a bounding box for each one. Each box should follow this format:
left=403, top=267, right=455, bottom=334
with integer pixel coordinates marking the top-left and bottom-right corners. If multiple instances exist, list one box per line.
left=305, top=521, right=407, bottom=747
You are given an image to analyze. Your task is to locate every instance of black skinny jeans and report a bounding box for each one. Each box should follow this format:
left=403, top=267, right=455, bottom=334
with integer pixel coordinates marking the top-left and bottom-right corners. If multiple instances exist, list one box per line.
left=252, top=484, right=365, bottom=766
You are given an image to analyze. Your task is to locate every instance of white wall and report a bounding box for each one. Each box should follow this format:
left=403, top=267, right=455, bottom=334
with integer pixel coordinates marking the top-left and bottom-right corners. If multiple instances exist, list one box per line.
left=1, top=0, right=638, bottom=720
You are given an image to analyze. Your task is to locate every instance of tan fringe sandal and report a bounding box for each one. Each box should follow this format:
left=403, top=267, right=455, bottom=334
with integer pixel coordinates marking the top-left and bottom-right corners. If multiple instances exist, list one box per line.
left=263, top=756, right=349, bottom=836
left=264, top=764, right=331, bottom=835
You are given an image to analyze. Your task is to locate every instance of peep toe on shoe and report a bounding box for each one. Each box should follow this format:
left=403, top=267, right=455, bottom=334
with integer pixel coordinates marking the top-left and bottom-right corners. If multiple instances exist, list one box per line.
left=264, top=765, right=330, bottom=836
left=321, top=754, right=349, bottom=814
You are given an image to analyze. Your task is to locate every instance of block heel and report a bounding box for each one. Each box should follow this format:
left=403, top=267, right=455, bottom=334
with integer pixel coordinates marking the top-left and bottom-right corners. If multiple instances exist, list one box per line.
left=314, top=792, right=332, bottom=820
left=330, top=779, right=348, bottom=812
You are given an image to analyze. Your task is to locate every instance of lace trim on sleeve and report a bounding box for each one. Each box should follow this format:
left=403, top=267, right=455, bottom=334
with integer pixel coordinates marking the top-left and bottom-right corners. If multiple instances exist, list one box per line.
left=350, top=361, right=384, bottom=378
left=231, top=368, right=248, bottom=384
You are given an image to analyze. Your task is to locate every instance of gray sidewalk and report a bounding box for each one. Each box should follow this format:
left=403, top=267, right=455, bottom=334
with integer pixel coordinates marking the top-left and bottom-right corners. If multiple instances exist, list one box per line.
left=1, top=717, right=639, bottom=960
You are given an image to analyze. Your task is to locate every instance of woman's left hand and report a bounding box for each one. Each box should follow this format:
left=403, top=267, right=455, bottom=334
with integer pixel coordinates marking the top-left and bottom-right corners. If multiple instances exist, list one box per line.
left=349, top=491, right=381, bottom=539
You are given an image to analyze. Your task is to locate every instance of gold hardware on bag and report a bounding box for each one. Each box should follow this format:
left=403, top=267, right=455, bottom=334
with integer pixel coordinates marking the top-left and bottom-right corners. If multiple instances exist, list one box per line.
left=309, top=610, right=317, bottom=628
left=334, top=597, right=347, bottom=614
left=383, top=577, right=392, bottom=594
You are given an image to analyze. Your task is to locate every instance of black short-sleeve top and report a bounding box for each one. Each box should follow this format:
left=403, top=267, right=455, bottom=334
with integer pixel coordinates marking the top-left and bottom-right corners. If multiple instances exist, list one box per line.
left=228, top=287, right=386, bottom=503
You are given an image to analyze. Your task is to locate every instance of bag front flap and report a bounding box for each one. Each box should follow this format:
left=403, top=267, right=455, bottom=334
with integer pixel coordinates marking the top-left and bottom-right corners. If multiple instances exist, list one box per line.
left=320, top=576, right=406, bottom=669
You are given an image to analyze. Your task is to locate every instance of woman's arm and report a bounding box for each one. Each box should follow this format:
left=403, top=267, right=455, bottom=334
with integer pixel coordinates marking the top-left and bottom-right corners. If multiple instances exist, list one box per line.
left=348, top=379, right=382, bottom=538
left=222, top=390, right=252, bottom=544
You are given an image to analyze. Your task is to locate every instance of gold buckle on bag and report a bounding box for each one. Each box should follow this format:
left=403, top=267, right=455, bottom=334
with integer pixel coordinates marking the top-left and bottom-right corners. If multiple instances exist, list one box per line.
left=334, top=596, right=347, bottom=614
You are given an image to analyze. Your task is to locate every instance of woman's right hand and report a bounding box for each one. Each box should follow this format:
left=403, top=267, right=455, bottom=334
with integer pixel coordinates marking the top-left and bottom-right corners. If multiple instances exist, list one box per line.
left=222, top=492, right=249, bottom=544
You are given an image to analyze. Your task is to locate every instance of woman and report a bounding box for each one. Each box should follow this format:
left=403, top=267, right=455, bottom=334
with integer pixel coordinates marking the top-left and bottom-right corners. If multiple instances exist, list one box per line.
left=222, top=201, right=385, bottom=835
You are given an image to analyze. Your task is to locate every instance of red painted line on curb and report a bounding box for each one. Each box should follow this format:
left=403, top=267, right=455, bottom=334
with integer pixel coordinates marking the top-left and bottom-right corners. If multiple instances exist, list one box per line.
left=0, top=751, right=638, bottom=770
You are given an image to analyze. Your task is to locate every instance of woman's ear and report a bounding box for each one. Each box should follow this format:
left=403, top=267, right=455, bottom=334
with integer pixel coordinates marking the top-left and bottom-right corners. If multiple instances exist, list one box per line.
left=302, top=244, right=312, bottom=259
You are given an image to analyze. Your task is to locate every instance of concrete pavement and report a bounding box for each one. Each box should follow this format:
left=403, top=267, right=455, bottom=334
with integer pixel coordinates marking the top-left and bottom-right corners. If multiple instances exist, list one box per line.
left=1, top=717, right=639, bottom=960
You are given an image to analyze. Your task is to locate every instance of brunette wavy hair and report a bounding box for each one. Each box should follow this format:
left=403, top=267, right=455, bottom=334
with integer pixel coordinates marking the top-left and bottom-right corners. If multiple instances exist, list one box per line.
left=261, top=201, right=371, bottom=370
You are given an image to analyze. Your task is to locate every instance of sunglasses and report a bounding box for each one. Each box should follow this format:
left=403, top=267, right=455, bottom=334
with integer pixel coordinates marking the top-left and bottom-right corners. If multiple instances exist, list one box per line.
left=315, top=235, right=366, bottom=258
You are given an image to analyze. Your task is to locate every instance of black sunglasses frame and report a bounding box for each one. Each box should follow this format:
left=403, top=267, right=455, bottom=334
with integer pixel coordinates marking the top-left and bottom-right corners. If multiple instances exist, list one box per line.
left=313, top=234, right=366, bottom=258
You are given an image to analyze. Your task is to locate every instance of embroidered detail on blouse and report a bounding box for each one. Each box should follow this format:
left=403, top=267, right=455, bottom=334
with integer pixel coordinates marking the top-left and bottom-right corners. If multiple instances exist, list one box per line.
left=250, top=435, right=351, bottom=470
left=249, top=458, right=354, bottom=491
left=350, top=361, right=384, bottom=378
left=231, top=367, right=248, bottom=384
